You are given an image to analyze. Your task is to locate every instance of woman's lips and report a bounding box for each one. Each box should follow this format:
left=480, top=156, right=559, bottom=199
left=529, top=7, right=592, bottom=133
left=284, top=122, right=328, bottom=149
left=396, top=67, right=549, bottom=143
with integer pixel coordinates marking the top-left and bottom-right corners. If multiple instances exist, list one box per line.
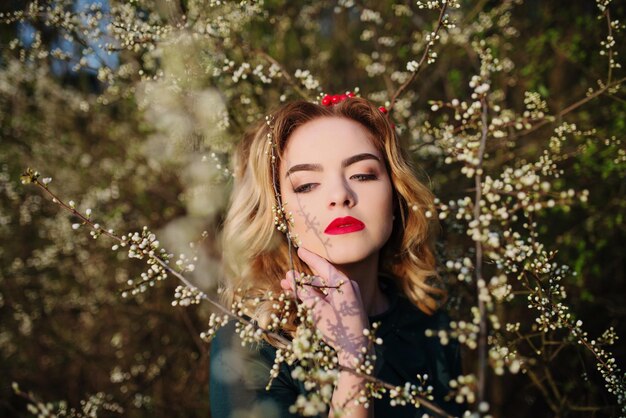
left=324, top=216, right=365, bottom=235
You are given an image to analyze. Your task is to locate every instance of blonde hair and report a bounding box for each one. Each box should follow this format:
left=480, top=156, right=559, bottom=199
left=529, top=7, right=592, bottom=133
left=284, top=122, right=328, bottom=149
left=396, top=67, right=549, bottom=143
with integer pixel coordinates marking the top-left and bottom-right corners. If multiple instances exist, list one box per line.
left=220, top=97, right=446, bottom=342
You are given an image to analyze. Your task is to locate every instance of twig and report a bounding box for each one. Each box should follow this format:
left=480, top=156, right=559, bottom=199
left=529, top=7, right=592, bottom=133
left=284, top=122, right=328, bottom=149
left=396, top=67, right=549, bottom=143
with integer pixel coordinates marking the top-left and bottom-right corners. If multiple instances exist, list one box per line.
left=334, top=364, right=453, bottom=418
left=514, top=76, right=626, bottom=139
left=388, top=4, right=449, bottom=113
left=604, top=9, right=613, bottom=85
left=525, top=368, right=559, bottom=413
left=475, top=95, right=489, bottom=404
left=254, top=49, right=311, bottom=100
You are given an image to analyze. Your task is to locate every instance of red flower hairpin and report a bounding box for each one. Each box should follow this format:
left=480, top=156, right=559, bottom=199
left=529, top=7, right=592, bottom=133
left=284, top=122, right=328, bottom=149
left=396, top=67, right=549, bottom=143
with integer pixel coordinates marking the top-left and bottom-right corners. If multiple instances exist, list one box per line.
left=320, top=91, right=393, bottom=128
left=320, top=91, right=356, bottom=106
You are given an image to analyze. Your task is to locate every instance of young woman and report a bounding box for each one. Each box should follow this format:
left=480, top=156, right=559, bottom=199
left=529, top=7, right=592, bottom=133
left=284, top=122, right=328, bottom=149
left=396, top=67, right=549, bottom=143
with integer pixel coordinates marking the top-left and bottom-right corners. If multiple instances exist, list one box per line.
left=209, top=95, right=463, bottom=418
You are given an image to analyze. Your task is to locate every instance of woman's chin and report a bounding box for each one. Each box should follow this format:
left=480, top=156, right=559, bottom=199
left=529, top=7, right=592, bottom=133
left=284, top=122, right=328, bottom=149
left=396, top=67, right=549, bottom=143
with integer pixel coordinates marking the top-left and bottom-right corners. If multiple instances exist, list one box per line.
left=312, top=248, right=376, bottom=267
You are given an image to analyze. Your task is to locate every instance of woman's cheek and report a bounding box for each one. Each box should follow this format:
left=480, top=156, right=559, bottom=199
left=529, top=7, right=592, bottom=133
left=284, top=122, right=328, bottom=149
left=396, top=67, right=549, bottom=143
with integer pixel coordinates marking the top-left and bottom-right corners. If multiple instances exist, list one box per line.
left=288, top=203, right=312, bottom=238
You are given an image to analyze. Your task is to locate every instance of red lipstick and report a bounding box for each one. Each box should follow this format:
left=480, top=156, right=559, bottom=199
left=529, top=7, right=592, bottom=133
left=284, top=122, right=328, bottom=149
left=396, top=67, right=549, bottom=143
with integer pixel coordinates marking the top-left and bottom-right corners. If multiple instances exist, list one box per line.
left=324, top=216, right=365, bottom=235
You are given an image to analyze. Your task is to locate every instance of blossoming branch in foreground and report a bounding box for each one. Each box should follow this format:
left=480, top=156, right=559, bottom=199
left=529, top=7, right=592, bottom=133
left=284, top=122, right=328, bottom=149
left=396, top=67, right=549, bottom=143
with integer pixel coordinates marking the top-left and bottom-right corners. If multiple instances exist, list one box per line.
left=19, top=167, right=460, bottom=418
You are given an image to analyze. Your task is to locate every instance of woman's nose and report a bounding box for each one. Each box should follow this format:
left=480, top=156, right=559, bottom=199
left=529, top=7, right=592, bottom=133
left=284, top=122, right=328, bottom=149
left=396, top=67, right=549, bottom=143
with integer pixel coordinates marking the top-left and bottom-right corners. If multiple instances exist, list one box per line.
left=328, top=178, right=356, bottom=208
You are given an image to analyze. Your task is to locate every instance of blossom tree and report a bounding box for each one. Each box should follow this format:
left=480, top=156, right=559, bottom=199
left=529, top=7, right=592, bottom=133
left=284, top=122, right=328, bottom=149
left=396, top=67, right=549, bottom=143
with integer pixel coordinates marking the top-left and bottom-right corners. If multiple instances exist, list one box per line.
left=1, top=0, right=625, bottom=417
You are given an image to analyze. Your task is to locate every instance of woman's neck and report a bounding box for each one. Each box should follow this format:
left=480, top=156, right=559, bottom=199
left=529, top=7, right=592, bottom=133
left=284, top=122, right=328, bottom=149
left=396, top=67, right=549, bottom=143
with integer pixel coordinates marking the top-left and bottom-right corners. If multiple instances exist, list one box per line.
left=334, top=252, right=389, bottom=317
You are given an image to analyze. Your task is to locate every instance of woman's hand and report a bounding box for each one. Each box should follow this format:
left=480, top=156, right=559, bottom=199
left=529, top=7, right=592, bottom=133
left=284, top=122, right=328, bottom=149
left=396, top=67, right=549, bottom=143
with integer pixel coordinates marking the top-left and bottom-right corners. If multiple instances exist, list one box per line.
left=280, top=246, right=370, bottom=367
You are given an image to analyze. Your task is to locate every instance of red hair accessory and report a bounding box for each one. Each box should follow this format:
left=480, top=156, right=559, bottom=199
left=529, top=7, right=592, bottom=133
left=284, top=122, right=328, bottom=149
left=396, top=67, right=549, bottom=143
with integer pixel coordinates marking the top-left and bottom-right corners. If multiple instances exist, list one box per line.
left=320, top=91, right=394, bottom=128
left=321, top=91, right=355, bottom=106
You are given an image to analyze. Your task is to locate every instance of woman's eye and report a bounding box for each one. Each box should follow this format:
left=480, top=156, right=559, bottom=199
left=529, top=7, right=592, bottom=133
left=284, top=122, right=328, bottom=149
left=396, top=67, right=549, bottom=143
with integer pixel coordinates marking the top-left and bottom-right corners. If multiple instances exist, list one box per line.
left=293, top=174, right=377, bottom=193
left=293, top=183, right=316, bottom=193
left=351, top=174, right=378, bottom=181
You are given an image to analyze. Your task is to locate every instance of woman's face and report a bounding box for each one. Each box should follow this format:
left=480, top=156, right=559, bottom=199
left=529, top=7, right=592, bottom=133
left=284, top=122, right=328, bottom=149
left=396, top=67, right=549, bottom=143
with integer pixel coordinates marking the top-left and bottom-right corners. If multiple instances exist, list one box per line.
left=278, top=116, right=395, bottom=266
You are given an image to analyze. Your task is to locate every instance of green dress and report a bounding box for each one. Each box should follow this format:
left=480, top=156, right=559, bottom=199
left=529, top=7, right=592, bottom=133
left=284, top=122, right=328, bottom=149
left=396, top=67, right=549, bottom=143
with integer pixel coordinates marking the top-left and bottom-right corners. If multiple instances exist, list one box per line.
left=209, top=278, right=464, bottom=417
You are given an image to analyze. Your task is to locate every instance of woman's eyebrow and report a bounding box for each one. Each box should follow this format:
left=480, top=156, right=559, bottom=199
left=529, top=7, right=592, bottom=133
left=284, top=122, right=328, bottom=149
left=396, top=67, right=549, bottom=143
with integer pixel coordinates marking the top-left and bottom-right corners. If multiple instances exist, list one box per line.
left=285, top=162, right=322, bottom=178
left=285, top=153, right=381, bottom=178
left=342, top=153, right=381, bottom=168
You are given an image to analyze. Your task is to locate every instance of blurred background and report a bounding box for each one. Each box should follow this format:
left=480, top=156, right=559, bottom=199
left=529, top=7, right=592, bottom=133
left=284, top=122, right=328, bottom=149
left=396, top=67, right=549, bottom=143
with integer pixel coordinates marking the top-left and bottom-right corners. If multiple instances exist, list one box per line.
left=0, top=0, right=624, bottom=417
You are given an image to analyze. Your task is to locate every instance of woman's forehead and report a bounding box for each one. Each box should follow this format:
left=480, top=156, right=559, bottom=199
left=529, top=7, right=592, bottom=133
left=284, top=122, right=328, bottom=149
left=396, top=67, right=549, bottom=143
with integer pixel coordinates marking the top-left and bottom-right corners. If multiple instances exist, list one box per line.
left=281, top=117, right=381, bottom=161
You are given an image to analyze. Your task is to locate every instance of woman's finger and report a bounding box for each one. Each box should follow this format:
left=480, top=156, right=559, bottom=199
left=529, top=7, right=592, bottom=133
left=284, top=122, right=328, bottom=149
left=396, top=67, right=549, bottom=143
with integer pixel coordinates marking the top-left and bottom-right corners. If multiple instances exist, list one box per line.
left=297, top=247, right=342, bottom=286
left=284, top=270, right=298, bottom=287
left=282, top=270, right=327, bottom=301
left=287, top=268, right=342, bottom=301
